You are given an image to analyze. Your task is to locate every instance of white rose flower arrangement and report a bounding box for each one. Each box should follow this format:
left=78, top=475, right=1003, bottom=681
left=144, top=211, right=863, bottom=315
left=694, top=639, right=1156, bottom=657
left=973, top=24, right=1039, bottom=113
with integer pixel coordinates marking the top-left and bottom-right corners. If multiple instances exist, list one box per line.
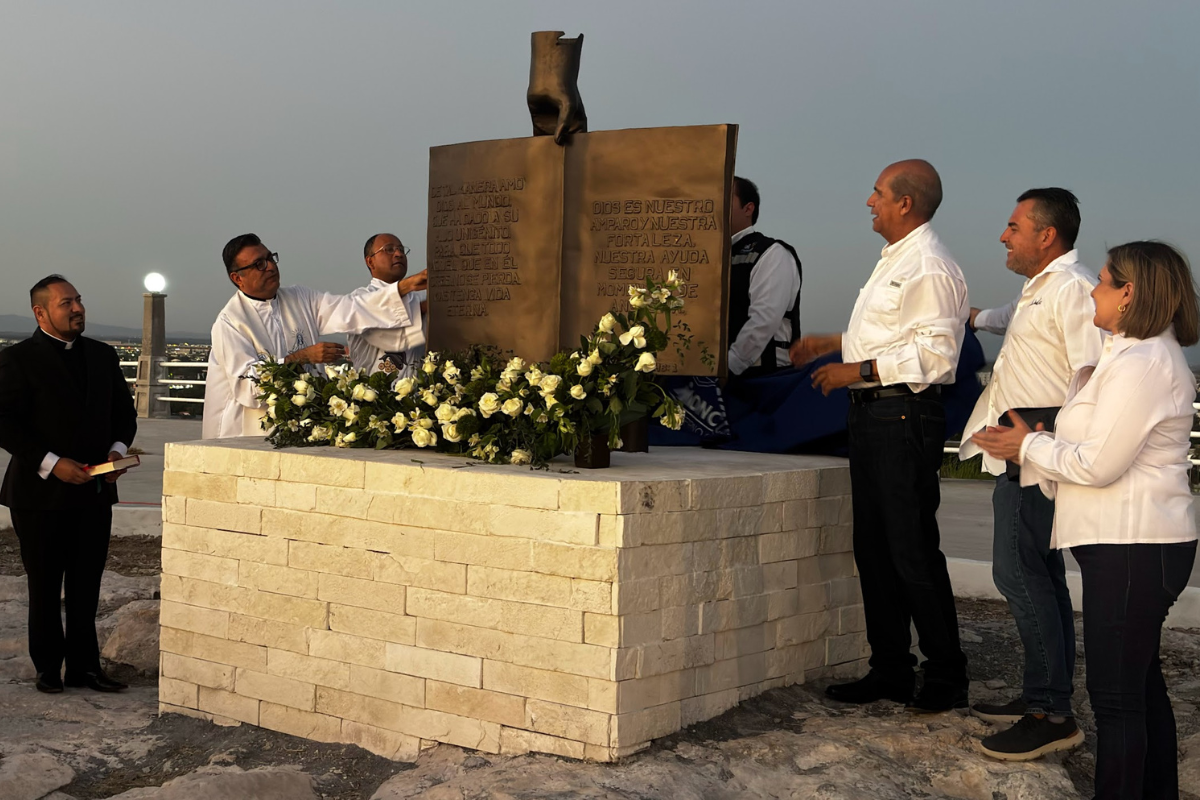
left=254, top=273, right=693, bottom=464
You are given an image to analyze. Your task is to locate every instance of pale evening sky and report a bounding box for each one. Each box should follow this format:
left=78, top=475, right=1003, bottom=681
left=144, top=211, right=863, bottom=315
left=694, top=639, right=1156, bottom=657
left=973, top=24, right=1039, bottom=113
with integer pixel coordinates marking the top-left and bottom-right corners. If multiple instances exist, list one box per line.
left=2, top=1, right=1198, bottom=359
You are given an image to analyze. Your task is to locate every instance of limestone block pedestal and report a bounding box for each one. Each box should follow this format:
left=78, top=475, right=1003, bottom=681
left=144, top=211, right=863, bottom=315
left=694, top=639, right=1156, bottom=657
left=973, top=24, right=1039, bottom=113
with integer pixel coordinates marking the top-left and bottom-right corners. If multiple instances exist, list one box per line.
left=158, top=439, right=864, bottom=762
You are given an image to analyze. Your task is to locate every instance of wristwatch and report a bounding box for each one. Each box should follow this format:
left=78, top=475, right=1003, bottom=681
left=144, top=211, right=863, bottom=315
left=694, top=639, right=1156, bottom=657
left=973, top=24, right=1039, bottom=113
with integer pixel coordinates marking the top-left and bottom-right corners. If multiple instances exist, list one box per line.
left=859, top=360, right=874, bottom=382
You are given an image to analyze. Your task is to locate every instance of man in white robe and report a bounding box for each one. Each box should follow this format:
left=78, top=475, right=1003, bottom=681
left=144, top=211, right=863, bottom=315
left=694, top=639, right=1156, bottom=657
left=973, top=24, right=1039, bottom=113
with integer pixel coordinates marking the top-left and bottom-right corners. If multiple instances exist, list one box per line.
left=347, top=233, right=427, bottom=376
left=202, top=233, right=427, bottom=439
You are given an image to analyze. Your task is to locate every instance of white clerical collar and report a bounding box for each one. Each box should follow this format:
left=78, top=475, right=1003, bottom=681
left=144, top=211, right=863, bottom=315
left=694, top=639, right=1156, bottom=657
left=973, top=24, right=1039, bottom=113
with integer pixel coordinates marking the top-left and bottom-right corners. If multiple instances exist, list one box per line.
left=731, top=226, right=756, bottom=246
left=369, top=276, right=390, bottom=290
left=239, top=291, right=276, bottom=307
left=40, top=328, right=77, bottom=349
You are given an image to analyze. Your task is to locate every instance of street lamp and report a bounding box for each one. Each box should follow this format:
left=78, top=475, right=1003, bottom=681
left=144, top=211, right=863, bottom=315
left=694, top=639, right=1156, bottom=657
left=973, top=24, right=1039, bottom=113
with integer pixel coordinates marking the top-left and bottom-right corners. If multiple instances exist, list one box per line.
left=136, top=274, right=168, bottom=417
left=144, top=272, right=167, bottom=293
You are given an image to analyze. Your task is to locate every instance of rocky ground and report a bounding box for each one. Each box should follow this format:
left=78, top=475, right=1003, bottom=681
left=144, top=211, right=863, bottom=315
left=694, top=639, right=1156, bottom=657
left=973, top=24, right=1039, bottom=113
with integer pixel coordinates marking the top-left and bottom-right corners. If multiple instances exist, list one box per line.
left=1, top=530, right=1198, bottom=799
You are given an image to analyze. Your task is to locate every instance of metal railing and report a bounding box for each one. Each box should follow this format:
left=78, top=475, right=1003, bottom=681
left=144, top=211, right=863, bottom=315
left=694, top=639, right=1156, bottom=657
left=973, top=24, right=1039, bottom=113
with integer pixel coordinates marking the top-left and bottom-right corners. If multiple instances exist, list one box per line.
left=120, top=360, right=208, bottom=408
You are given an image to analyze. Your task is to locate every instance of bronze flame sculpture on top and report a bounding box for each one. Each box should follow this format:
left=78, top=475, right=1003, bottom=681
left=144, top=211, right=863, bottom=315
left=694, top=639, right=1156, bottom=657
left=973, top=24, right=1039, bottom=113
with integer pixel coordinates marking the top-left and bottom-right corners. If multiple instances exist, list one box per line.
left=527, top=31, right=587, bottom=144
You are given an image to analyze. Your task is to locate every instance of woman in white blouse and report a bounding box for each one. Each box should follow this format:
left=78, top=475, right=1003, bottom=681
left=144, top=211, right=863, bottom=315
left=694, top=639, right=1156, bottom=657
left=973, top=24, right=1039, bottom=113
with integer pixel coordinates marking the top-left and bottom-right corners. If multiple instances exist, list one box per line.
left=972, top=241, right=1198, bottom=800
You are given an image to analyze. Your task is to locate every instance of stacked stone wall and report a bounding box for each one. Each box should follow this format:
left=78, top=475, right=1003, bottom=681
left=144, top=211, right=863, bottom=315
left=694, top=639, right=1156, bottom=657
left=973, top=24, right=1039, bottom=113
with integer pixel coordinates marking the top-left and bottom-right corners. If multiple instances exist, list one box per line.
left=158, top=442, right=864, bottom=761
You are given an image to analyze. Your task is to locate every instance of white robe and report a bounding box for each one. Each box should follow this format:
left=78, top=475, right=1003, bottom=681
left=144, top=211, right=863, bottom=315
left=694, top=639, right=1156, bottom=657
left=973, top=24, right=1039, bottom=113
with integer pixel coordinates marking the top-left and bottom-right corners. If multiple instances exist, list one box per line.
left=202, top=284, right=413, bottom=439
left=346, top=278, right=427, bottom=376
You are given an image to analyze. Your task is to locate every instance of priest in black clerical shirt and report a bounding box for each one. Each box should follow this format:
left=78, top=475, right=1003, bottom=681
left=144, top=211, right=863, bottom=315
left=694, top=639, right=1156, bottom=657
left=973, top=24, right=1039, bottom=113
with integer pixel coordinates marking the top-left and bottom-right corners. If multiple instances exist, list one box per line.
left=0, top=275, right=137, bottom=694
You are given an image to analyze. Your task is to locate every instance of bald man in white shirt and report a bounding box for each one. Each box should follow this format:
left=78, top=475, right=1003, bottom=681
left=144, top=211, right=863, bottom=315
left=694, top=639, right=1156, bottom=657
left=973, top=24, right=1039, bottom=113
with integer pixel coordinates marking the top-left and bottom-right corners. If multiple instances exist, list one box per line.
left=959, top=189, right=1100, bottom=760
left=791, top=159, right=970, bottom=714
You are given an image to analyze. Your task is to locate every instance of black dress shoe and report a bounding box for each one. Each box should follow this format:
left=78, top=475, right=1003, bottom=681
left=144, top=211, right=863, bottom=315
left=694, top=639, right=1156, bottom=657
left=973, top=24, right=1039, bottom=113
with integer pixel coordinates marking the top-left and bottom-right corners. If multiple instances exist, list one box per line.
left=35, top=672, right=64, bottom=694
left=907, top=682, right=968, bottom=713
left=825, top=671, right=914, bottom=704
left=64, top=669, right=127, bottom=692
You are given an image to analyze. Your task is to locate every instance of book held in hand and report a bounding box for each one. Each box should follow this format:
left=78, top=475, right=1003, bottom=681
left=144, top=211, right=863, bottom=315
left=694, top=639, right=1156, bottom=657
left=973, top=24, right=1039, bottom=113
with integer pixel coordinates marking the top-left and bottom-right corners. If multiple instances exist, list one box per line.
left=86, top=455, right=141, bottom=476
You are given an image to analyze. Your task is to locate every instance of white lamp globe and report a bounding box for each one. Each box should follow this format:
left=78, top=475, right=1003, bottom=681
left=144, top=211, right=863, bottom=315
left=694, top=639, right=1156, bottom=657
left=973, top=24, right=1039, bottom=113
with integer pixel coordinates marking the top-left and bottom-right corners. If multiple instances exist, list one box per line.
left=144, top=273, right=167, bottom=293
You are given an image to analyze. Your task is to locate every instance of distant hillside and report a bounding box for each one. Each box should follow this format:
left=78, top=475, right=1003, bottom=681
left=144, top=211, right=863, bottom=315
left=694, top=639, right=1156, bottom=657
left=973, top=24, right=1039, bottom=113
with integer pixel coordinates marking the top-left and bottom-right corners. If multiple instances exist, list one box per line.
left=0, top=314, right=209, bottom=342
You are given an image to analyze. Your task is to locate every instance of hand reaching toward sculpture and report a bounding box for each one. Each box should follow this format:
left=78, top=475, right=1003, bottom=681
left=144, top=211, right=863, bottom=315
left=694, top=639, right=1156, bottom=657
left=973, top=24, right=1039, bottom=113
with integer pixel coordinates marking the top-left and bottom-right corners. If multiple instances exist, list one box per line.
left=398, top=272, right=428, bottom=297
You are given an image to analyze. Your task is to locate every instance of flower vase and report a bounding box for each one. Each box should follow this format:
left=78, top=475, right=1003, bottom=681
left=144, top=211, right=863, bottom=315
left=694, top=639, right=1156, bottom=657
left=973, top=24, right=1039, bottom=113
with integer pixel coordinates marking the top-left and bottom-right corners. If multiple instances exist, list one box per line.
left=574, top=433, right=611, bottom=469
left=619, top=416, right=649, bottom=453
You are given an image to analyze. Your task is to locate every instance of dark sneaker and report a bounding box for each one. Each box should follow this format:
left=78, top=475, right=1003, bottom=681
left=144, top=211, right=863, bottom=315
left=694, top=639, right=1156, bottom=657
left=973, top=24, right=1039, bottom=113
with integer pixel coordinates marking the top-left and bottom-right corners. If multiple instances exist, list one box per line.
left=979, top=714, right=1084, bottom=761
left=825, top=671, right=914, bottom=705
left=971, top=697, right=1028, bottom=724
left=906, top=682, right=968, bottom=713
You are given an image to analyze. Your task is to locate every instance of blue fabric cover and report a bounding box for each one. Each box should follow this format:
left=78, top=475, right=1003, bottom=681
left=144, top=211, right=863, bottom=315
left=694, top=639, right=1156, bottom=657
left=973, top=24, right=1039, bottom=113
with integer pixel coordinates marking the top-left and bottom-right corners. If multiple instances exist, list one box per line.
left=650, top=326, right=985, bottom=455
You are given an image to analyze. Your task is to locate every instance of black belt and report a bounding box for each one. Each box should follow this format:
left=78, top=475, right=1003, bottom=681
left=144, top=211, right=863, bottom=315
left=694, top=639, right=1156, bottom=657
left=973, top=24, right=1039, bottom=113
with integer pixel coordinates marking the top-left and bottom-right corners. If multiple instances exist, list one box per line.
left=847, top=384, right=942, bottom=404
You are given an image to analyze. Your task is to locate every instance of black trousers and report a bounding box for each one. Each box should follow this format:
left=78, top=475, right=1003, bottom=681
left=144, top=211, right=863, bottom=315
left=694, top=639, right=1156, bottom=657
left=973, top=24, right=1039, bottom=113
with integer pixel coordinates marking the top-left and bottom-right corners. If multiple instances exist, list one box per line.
left=11, top=501, right=112, bottom=677
left=848, top=392, right=968, bottom=687
left=1073, top=541, right=1196, bottom=800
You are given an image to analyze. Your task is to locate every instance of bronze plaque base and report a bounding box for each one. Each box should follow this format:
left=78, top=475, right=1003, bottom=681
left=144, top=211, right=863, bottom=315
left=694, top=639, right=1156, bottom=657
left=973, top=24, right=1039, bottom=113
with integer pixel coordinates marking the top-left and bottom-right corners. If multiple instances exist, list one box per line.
left=427, top=124, right=737, bottom=374
left=427, top=137, right=564, bottom=360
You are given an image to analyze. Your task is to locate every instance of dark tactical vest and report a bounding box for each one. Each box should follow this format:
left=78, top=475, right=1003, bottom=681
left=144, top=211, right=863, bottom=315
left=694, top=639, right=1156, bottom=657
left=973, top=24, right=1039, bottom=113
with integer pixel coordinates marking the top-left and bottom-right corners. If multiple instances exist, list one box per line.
left=728, top=232, right=803, bottom=372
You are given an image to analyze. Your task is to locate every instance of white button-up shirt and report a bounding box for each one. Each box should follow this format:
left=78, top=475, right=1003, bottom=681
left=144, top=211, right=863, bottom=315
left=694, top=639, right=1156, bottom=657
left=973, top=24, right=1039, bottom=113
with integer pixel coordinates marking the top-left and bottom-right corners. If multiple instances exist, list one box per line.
left=203, top=284, right=411, bottom=439
left=347, top=278, right=426, bottom=376
left=843, top=222, right=969, bottom=391
left=958, top=251, right=1102, bottom=474
left=728, top=227, right=802, bottom=375
left=1019, top=330, right=1197, bottom=549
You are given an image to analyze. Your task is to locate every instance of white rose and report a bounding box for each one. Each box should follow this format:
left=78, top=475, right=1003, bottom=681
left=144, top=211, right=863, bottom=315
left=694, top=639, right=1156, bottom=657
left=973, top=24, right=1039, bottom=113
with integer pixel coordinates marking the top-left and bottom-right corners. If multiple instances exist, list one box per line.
left=351, top=383, right=367, bottom=401
left=422, top=360, right=438, bottom=374
left=524, top=367, right=544, bottom=385
left=510, top=449, right=532, bottom=465
left=539, top=374, right=562, bottom=393
left=394, top=377, right=416, bottom=399
left=634, top=352, right=657, bottom=373
left=543, top=394, right=558, bottom=408
left=268, top=405, right=278, bottom=419
left=294, top=379, right=309, bottom=393
left=501, top=398, right=524, bottom=417
left=443, top=363, right=461, bottom=384
left=663, top=406, right=683, bottom=430
left=478, top=393, right=501, bottom=418
left=577, top=360, right=594, bottom=377
left=411, top=427, right=437, bottom=448
left=587, top=349, right=603, bottom=365
left=343, top=403, right=360, bottom=423
left=619, top=325, right=647, bottom=349
left=361, top=387, right=377, bottom=403
left=570, top=384, right=586, bottom=400
left=505, top=357, right=526, bottom=373
left=420, top=388, right=439, bottom=407
left=391, top=412, right=407, bottom=433
left=453, top=407, right=476, bottom=421
left=441, top=423, right=463, bottom=443
left=324, top=365, right=338, bottom=379
left=598, top=313, right=617, bottom=333
left=435, top=403, right=457, bottom=423
left=266, top=393, right=279, bottom=406
left=343, top=432, right=357, bottom=444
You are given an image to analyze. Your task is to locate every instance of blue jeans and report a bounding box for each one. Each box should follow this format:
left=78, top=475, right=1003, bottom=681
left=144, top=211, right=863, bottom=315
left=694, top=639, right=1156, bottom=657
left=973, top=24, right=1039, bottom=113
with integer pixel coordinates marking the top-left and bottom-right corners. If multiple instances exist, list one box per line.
left=1075, top=541, right=1196, bottom=800
left=990, top=474, right=1075, bottom=716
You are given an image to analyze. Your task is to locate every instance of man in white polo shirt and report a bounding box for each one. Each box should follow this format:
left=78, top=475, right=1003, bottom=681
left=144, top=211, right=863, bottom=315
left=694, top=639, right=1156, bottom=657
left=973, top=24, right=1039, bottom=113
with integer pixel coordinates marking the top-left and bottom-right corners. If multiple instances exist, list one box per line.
left=960, top=188, right=1101, bottom=760
left=791, top=159, right=970, bottom=714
